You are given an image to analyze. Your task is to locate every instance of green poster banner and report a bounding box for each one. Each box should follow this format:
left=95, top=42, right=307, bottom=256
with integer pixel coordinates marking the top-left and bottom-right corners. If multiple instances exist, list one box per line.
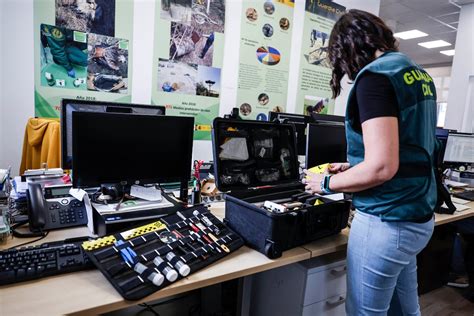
left=34, top=0, right=134, bottom=117
left=295, top=0, right=345, bottom=115
left=236, top=1, right=295, bottom=121
left=151, top=0, right=226, bottom=140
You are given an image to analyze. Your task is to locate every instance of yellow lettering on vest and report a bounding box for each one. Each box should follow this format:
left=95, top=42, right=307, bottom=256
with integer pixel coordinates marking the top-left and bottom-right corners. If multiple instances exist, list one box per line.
left=404, top=72, right=414, bottom=85
left=422, top=83, right=433, bottom=96
left=411, top=70, right=422, bottom=81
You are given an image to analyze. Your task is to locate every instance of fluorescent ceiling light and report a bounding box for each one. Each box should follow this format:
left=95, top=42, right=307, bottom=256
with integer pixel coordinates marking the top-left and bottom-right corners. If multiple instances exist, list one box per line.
left=440, top=49, right=455, bottom=56
left=418, top=40, right=451, bottom=49
left=394, top=29, right=428, bottom=40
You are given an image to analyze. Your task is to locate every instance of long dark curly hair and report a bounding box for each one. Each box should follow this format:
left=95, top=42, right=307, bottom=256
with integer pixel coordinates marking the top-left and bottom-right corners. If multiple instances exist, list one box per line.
left=328, top=9, right=398, bottom=98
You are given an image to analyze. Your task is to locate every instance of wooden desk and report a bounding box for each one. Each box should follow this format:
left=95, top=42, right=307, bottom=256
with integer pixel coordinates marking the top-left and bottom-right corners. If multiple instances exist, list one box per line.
left=1, top=202, right=473, bottom=316
left=302, top=201, right=474, bottom=257
left=0, top=204, right=312, bottom=316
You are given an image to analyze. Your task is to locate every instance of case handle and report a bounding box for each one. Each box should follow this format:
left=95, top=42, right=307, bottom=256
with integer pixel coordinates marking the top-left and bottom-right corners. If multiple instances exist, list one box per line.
left=326, top=295, right=346, bottom=307
left=330, top=265, right=347, bottom=277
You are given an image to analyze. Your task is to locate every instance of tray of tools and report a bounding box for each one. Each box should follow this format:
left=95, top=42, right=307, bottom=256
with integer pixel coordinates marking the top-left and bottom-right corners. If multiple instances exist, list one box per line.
left=81, top=205, right=244, bottom=300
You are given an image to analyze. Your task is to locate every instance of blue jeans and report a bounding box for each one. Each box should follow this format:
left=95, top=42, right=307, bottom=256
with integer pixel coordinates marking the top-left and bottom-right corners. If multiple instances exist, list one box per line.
left=346, top=211, right=434, bottom=315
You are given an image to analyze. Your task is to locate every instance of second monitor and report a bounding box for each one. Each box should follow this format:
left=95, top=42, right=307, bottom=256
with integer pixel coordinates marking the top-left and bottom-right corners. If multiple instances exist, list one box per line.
left=306, top=123, right=347, bottom=169
left=72, top=112, right=194, bottom=200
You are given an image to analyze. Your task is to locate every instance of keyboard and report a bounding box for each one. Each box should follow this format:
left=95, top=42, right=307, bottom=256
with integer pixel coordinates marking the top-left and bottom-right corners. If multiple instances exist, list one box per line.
left=454, top=190, right=474, bottom=202
left=0, top=237, right=94, bottom=285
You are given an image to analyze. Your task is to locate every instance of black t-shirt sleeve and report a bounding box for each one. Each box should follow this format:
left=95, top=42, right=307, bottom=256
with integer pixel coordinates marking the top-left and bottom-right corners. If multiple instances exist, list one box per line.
left=356, top=72, right=398, bottom=124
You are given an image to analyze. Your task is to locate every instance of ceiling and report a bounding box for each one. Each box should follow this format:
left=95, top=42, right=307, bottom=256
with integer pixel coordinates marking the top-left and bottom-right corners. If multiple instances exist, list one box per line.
left=379, top=0, right=463, bottom=67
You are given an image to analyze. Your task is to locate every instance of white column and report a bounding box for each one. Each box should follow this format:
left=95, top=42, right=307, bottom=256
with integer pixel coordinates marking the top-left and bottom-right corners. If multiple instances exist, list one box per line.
left=444, top=3, right=474, bottom=133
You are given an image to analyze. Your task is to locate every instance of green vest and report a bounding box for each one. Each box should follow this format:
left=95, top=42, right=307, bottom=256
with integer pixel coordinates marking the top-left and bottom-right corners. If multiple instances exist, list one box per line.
left=345, top=52, right=438, bottom=221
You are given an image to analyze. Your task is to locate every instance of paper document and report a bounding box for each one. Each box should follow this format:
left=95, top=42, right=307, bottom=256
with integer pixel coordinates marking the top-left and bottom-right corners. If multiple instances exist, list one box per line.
left=323, top=193, right=345, bottom=201
left=445, top=179, right=469, bottom=188
left=69, top=188, right=87, bottom=201
left=443, top=202, right=471, bottom=212
left=14, top=176, right=28, bottom=193
left=84, top=194, right=95, bottom=234
left=451, top=197, right=471, bottom=205
left=92, top=198, right=173, bottom=215
left=130, top=185, right=162, bottom=201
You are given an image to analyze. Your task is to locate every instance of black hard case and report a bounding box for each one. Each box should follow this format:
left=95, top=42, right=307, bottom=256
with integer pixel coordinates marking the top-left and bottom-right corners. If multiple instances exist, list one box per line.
left=212, top=118, right=350, bottom=259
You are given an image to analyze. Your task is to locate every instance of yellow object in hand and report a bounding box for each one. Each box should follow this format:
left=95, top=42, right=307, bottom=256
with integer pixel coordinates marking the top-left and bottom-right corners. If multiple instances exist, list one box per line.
left=307, top=163, right=330, bottom=177
left=314, top=199, right=324, bottom=206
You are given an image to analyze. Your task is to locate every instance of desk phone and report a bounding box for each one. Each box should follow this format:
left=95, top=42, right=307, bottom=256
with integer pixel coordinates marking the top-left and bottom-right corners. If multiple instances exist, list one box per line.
left=27, top=183, right=88, bottom=232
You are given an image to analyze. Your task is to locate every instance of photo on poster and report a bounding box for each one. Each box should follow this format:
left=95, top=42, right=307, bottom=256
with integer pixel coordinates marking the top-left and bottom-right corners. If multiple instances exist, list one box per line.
left=304, top=95, right=329, bottom=115
left=157, top=58, right=197, bottom=95
left=240, top=103, right=252, bottom=117
left=262, top=23, right=274, bottom=37
left=40, top=24, right=88, bottom=90
left=169, top=22, right=215, bottom=67
left=55, top=0, right=116, bottom=37
left=246, top=7, right=258, bottom=22
left=279, top=17, right=290, bottom=30
left=258, top=93, right=269, bottom=105
left=87, top=33, right=128, bottom=93
left=196, top=65, right=221, bottom=98
left=161, top=0, right=192, bottom=24
left=305, top=29, right=330, bottom=67
left=191, top=0, right=225, bottom=32
left=263, top=1, right=275, bottom=15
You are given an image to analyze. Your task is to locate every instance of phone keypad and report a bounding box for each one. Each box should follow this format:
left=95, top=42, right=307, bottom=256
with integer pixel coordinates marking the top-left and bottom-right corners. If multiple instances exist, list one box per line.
left=48, top=201, right=86, bottom=226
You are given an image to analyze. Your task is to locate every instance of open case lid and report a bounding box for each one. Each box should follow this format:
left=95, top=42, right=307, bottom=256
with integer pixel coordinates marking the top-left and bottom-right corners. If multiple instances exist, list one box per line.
left=212, top=117, right=302, bottom=193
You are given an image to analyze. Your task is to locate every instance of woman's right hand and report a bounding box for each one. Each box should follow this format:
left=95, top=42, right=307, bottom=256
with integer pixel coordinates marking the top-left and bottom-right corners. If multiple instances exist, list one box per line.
left=328, top=162, right=350, bottom=174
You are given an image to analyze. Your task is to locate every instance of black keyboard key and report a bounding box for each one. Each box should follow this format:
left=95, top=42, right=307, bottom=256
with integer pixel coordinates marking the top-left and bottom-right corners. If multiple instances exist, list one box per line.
left=0, top=270, right=15, bottom=282
left=45, top=264, right=56, bottom=270
left=16, top=269, right=26, bottom=278
left=27, top=267, right=36, bottom=276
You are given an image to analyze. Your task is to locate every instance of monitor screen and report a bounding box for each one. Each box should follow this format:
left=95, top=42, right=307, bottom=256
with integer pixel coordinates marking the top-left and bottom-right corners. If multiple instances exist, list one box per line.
left=443, top=132, right=474, bottom=165
left=306, top=123, right=347, bottom=169
left=61, top=99, right=166, bottom=169
left=268, top=112, right=345, bottom=156
left=72, top=112, right=194, bottom=188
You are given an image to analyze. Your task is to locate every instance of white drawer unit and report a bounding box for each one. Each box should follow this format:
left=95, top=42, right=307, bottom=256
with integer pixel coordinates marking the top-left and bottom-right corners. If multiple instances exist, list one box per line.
left=249, top=251, right=347, bottom=316
left=302, top=294, right=347, bottom=316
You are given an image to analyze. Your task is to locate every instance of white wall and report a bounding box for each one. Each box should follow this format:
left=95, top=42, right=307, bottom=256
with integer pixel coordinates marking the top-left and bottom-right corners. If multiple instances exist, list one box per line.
left=0, top=0, right=380, bottom=175
left=445, top=3, right=474, bottom=133
left=0, top=0, right=4, bottom=168
left=0, top=0, right=35, bottom=175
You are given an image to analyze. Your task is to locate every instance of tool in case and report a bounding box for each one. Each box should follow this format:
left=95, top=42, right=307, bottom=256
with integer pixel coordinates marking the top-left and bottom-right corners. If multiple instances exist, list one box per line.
left=81, top=205, right=244, bottom=300
left=212, top=118, right=350, bottom=259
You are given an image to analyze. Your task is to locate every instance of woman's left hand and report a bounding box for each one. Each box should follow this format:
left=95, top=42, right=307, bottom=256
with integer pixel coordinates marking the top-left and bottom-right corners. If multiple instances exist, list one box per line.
left=302, top=170, right=324, bottom=194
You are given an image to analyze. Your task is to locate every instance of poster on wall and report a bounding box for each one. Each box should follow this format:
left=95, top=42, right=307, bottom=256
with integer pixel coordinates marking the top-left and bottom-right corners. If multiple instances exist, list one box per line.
left=151, top=0, right=226, bottom=140
left=235, top=0, right=295, bottom=120
left=34, top=0, right=134, bottom=117
left=295, top=0, right=345, bottom=116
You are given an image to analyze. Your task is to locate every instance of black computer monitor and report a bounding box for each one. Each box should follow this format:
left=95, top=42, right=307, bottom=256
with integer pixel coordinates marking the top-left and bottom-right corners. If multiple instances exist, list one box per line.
left=72, top=112, right=194, bottom=199
left=310, top=113, right=345, bottom=124
left=443, top=132, right=474, bottom=168
left=435, top=128, right=449, bottom=166
left=305, top=123, right=347, bottom=169
left=61, top=99, right=166, bottom=169
left=268, top=112, right=308, bottom=155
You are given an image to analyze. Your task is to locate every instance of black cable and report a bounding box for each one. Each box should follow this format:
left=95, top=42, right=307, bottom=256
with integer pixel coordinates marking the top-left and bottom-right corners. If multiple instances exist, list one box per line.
left=8, top=231, right=49, bottom=249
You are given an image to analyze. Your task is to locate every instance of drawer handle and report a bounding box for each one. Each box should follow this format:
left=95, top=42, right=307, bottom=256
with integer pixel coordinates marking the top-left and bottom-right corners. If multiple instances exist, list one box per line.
left=326, top=295, right=346, bottom=307
left=330, top=266, right=347, bottom=277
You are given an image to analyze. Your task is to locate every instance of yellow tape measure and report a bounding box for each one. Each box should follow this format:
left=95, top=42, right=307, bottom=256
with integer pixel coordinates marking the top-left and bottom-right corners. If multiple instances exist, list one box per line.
left=81, top=220, right=167, bottom=251
left=308, top=163, right=330, bottom=175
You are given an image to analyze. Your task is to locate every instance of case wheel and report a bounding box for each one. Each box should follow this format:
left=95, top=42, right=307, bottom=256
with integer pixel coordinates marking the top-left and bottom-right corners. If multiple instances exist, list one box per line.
left=264, top=240, right=282, bottom=259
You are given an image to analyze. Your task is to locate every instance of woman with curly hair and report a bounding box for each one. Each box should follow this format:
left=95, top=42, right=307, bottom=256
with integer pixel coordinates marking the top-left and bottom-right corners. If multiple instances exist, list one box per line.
left=303, top=10, right=438, bottom=315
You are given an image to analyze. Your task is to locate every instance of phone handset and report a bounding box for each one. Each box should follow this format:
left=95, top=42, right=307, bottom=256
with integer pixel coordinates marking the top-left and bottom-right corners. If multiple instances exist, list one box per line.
left=27, top=182, right=47, bottom=232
